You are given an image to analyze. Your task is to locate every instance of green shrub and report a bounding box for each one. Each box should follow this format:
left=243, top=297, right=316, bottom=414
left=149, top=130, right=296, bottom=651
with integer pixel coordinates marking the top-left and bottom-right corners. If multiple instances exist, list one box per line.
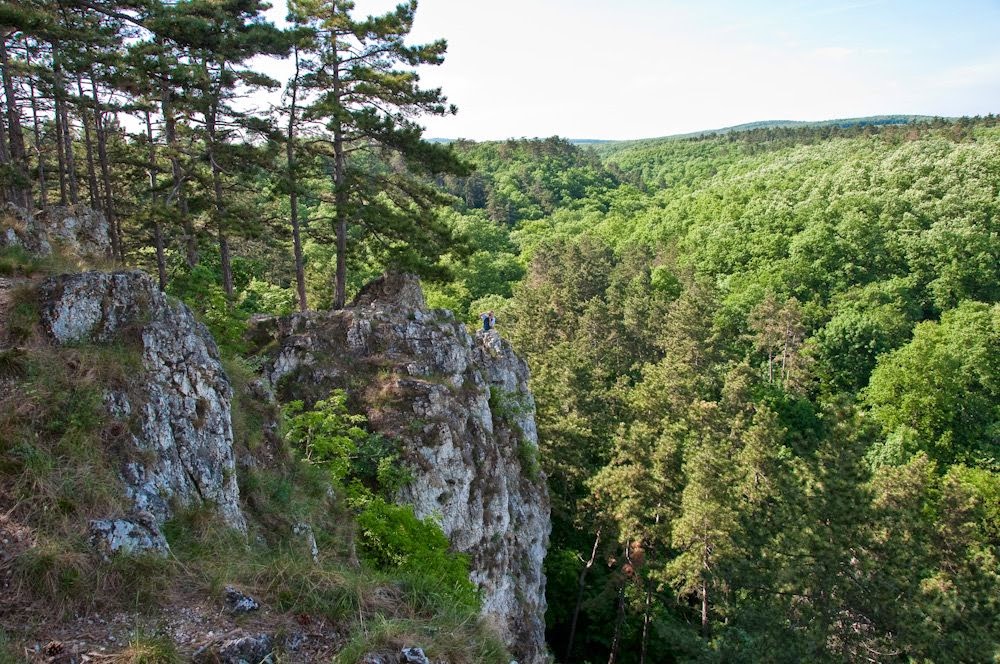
left=166, top=264, right=248, bottom=355
left=284, top=390, right=369, bottom=483
left=518, top=440, right=541, bottom=481
left=354, top=495, right=478, bottom=612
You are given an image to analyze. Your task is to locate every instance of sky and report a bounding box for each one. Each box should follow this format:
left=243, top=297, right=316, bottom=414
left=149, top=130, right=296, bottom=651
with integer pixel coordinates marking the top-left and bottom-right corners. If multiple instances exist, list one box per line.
left=263, top=0, right=1000, bottom=141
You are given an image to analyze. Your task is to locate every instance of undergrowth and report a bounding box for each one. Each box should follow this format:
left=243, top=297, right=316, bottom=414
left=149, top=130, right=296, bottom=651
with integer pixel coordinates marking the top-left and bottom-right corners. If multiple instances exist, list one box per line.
left=109, top=631, right=181, bottom=664
left=0, top=245, right=81, bottom=278
left=0, top=629, right=21, bottom=664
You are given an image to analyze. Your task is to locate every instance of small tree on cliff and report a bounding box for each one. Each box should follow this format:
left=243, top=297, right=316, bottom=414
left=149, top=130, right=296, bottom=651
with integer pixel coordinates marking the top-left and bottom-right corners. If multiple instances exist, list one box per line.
left=292, top=0, right=469, bottom=309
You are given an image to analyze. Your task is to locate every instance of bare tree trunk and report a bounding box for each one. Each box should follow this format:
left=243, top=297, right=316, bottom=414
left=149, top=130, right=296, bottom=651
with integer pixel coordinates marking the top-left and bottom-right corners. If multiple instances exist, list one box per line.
left=0, top=36, right=29, bottom=208
left=204, top=62, right=232, bottom=299
left=701, top=537, right=710, bottom=638
left=89, top=70, right=122, bottom=261
left=0, top=100, right=11, bottom=206
left=27, top=73, right=47, bottom=210
left=640, top=576, right=653, bottom=664
left=145, top=110, right=167, bottom=290
left=640, top=517, right=659, bottom=664
left=287, top=43, right=307, bottom=311
left=608, top=549, right=628, bottom=664
left=331, top=44, right=347, bottom=309
left=158, top=43, right=196, bottom=267
left=53, top=59, right=79, bottom=205
left=76, top=73, right=101, bottom=208
left=53, top=80, right=67, bottom=204
left=566, top=527, right=601, bottom=661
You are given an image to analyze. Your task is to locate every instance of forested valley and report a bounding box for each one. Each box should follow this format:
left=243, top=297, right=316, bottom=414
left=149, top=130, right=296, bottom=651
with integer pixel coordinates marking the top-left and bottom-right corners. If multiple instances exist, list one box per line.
left=1, top=0, right=999, bottom=662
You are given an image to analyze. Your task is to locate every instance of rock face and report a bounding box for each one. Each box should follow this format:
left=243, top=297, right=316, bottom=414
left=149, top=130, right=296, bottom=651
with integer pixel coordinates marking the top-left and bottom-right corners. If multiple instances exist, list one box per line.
left=193, top=632, right=274, bottom=664
left=251, top=274, right=551, bottom=664
left=37, top=270, right=245, bottom=532
left=1, top=204, right=112, bottom=259
left=88, top=515, right=170, bottom=559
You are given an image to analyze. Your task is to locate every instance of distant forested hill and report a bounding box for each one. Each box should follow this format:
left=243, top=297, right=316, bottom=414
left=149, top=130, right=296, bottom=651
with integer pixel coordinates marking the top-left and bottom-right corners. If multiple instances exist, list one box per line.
left=429, top=117, right=1000, bottom=663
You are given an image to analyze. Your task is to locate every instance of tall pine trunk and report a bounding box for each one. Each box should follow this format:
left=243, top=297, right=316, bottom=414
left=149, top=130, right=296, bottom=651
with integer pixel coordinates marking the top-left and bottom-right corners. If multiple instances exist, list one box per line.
left=566, top=527, right=601, bottom=661
left=76, top=74, right=101, bottom=208
left=0, top=101, right=11, bottom=206
left=204, top=67, right=233, bottom=299
left=53, top=58, right=79, bottom=205
left=158, top=44, right=196, bottom=267
left=0, top=37, right=29, bottom=209
left=145, top=110, right=167, bottom=290
left=608, top=554, right=628, bottom=664
left=331, top=48, right=347, bottom=310
left=53, top=71, right=68, bottom=204
left=27, top=72, right=47, bottom=210
left=286, top=44, right=307, bottom=311
left=89, top=70, right=122, bottom=261
left=701, top=534, right=710, bottom=637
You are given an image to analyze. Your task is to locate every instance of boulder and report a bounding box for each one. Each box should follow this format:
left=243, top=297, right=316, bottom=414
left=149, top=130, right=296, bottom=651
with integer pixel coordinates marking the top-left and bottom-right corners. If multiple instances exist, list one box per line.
left=88, top=515, right=169, bottom=559
left=0, top=204, right=112, bottom=260
left=193, top=632, right=274, bottom=664
left=224, top=586, right=260, bottom=615
left=37, top=270, right=245, bottom=532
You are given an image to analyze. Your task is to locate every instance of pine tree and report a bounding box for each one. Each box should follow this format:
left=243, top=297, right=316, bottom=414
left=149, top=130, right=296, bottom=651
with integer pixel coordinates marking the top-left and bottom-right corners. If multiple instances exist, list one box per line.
left=151, top=0, right=287, bottom=297
left=294, top=0, right=469, bottom=308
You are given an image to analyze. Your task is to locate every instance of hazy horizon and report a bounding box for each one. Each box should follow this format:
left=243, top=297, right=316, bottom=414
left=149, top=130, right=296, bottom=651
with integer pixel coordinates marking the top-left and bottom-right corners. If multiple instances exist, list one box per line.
left=261, top=0, right=1000, bottom=141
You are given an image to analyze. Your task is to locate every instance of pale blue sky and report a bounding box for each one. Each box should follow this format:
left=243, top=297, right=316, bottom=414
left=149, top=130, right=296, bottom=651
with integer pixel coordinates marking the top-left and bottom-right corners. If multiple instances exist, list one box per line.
left=265, top=0, right=1000, bottom=140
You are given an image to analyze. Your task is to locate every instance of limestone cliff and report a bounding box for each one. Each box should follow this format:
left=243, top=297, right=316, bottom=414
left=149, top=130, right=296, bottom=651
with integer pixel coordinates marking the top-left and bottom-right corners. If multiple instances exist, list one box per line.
left=250, top=274, right=551, bottom=664
left=36, top=270, right=245, bottom=532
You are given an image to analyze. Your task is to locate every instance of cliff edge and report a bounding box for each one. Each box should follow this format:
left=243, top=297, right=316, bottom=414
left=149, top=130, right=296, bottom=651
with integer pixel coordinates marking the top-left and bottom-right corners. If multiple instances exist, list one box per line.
left=250, top=274, right=551, bottom=664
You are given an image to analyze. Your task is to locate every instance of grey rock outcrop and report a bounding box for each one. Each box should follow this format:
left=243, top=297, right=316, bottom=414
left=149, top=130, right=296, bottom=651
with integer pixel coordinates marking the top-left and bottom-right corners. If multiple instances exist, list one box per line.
left=400, top=647, right=430, bottom=664
left=251, top=274, right=550, bottom=664
left=224, top=586, right=260, bottom=615
left=193, top=632, right=274, bottom=664
left=1, top=204, right=111, bottom=259
left=37, top=270, right=245, bottom=532
left=1, top=204, right=52, bottom=255
left=88, top=515, right=169, bottom=559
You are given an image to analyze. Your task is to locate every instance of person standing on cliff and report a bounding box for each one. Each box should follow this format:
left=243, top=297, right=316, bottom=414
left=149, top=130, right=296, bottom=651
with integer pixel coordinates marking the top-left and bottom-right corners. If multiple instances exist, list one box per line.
left=480, top=310, right=496, bottom=331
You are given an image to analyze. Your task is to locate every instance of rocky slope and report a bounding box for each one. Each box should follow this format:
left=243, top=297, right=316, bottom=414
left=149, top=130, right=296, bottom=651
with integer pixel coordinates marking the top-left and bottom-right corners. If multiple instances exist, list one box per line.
left=249, top=274, right=551, bottom=664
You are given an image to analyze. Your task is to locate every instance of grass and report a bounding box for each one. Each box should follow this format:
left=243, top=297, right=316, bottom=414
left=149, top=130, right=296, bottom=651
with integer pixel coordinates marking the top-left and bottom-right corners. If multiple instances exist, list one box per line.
left=333, top=613, right=508, bottom=664
left=12, top=540, right=174, bottom=616
left=5, top=286, right=40, bottom=345
left=223, top=355, right=279, bottom=451
left=0, top=349, right=28, bottom=380
left=0, top=345, right=143, bottom=530
left=1, top=340, right=163, bottom=617
left=0, top=244, right=83, bottom=278
left=106, top=630, right=181, bottom=664
left=0, top=629, right=22, bottom=664
left=156, top=494, right=509, bottom=663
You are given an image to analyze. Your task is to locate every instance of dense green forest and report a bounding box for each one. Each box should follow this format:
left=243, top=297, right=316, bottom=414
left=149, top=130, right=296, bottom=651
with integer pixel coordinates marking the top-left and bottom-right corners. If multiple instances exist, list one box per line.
left=2, top=0, right=999, bottom=661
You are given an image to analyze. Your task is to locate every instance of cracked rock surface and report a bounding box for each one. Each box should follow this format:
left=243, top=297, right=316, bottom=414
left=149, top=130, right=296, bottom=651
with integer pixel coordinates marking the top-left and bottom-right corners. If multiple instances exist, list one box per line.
left=251, top=274, right=551, bottom=664
left=37, top=270, right=245, bottom=532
